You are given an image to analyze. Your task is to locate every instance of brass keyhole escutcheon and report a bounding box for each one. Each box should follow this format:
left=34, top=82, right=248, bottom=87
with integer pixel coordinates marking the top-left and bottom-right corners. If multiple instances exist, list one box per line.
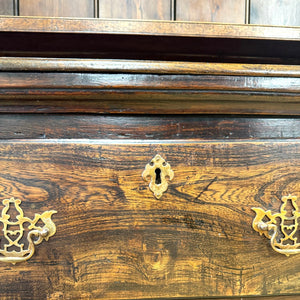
left=142, top=155, right=174, bottom=199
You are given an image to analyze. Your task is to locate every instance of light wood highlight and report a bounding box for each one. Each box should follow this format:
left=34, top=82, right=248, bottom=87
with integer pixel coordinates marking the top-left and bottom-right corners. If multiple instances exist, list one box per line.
left=99, top=0, right=171, bottom=20
left=0, top=17, right=299, bottom=41
left=19, top=0, right=95, bottom=18
left=176, top=0, right=246, bottom=24
left=250, top=0, right=300, bottom=26
left=0, top=0, right=14, bottom=16
left=1, top=57, right=300, bottom=77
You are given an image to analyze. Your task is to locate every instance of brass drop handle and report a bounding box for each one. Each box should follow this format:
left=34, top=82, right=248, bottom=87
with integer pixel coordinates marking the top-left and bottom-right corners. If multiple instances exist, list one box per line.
left=252, top=195, right=300, bottom=256
left=0, top=197, right=57, bottom=264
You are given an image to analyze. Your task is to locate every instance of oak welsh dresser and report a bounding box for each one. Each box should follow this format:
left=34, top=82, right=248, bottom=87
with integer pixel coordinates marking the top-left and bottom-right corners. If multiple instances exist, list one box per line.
left=0, top=16, right=299, bottom=300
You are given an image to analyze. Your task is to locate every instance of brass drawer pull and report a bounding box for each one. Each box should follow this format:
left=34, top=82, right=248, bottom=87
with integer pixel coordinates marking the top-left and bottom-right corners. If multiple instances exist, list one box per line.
left=0, top=197, right=57, bottom=264
left=142, top=154, right=174, bottom=199
left=252, top=195, right=300, bottom=256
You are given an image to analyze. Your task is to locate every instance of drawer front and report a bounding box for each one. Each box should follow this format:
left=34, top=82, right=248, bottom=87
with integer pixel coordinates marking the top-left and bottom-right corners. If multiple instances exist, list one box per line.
left=0, top=140, right=299, bottom=299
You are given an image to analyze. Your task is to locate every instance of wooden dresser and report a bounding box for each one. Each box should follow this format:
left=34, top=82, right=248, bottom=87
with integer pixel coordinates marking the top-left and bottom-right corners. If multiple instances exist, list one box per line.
left=0, top=15, right=299, bottom=300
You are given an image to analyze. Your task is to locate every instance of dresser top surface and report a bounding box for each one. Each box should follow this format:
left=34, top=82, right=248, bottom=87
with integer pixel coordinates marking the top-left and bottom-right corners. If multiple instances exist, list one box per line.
left=0, top=16, right=299, bottom=41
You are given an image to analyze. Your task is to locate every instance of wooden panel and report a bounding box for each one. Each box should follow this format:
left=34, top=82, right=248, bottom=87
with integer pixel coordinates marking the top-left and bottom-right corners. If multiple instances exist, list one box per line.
left=19, top=0, right=94, bottom=18
left=250, top=0, right=300, bottom=26
left=0, top=140, right=299, bottom=299
left=0, top=115, right=299, bottom=140
left=176, top=0, right=246, bottom=23
left=0, top=0, right=14, bottom=15
left=99, top=0, right=171, bottom=20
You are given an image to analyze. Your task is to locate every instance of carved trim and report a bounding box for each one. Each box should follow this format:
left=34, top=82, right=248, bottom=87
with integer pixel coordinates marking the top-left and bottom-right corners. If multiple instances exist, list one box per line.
left=252, top=195, right=300, bottom=256
left=0, top=197, right=57, bottom=264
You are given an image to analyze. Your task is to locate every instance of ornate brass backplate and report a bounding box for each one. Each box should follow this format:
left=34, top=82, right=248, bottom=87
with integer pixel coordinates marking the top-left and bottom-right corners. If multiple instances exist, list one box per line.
left=142, top=155, right=174, bottom=199
left=252, top=195, right=300, bottom=256
left=0, top=197, right=57, bottom=264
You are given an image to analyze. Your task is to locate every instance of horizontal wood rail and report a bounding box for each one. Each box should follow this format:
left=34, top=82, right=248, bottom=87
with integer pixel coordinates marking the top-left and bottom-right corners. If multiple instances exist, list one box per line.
left=0, top=16, right=299, bottom=41
left=1, top=57, right=300, bottom=77
left=0, top=57, right=299, bottom=115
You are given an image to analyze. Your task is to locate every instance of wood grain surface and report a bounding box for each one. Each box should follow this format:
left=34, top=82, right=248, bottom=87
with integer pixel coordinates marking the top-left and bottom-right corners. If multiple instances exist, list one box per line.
left=176, top=0, right=246, bottom=23
left=250, top=0, right=300, bottom=26
left=0, top=69, right=299, bottom=115
left=0, top=115, right=299, bottom=140
left=0, top=16, right=299, bottom=41
left=0, top=140, right=299, bottom=299
left=1, top=57, right=300, bottom=77
left=19, top=0, right=95, bottom=18
left=0, top=96, right=299, bottom=115
left=99, top=0, right=171, bottom=20
left=0, top=72, right=298, bottom=92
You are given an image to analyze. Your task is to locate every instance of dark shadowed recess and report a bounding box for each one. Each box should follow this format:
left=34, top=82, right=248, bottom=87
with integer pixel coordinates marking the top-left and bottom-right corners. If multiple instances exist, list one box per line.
left=0, top=32, right=299, bottom=64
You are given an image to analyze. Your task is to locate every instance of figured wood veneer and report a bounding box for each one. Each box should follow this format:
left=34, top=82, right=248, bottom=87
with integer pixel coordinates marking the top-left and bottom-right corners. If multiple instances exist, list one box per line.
left=0, top=140, right=298, bottom=299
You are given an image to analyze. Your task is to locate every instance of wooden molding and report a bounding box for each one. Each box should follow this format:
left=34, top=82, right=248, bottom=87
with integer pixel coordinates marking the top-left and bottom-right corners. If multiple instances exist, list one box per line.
left=0, top=57, right=299, bottom=115
left=1, top=57, right=300, bottom=77
left=0, top=16, right=299, bottom=41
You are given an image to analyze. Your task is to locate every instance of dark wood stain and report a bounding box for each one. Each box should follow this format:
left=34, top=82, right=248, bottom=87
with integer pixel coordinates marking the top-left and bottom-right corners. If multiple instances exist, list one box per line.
left=0, top=97, right=300, bottom=115
left=0, top=115, right=299, bottom=140
left=0, top=68, right=299, bottom=115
